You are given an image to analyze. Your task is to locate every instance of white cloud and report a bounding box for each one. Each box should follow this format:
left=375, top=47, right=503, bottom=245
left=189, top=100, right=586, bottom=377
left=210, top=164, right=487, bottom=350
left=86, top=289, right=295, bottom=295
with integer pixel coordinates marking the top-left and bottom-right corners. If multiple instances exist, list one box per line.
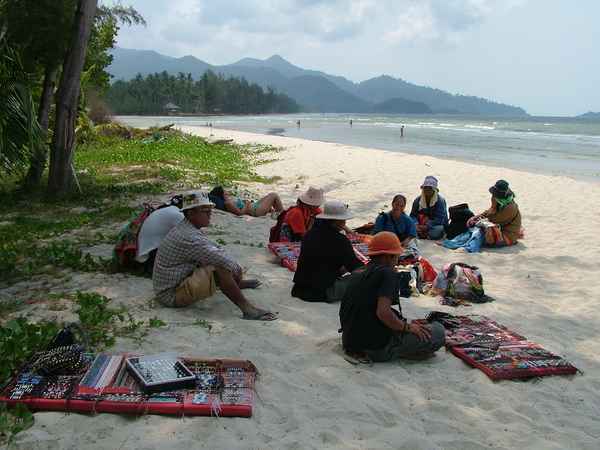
left=382, top=0, right=523, bottom=47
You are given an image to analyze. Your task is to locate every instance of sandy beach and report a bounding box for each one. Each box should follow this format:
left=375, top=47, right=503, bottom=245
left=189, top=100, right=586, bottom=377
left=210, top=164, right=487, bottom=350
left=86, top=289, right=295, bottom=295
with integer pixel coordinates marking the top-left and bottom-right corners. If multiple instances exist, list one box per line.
left=6, top=124, right=600, bottom=449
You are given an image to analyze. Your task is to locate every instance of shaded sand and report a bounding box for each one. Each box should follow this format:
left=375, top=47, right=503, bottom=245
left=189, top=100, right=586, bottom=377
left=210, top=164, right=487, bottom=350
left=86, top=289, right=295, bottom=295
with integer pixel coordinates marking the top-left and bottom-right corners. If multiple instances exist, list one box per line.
left=5, top=123, right=600, bottom=449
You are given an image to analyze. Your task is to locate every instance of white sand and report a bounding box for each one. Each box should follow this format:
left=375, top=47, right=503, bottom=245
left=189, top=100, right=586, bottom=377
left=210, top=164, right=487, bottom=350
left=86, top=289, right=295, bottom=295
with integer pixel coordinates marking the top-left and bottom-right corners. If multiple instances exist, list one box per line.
left=7, top=124, right=600, bottom=449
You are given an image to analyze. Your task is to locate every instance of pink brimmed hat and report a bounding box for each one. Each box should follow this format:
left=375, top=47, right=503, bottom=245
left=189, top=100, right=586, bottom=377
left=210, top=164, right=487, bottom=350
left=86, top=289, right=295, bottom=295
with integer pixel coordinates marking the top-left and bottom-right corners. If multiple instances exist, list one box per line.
left=298, top=186, right=326, bottom=206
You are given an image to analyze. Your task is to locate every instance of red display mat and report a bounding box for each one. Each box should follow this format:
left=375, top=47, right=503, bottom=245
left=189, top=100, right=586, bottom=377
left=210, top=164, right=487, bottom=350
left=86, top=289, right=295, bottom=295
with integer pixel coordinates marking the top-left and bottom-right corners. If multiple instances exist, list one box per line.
left=444, top=315, right=578, bottom=379
left=268, top=236, right=370, bottom=272
left=0, top=354, right=258, bottom=417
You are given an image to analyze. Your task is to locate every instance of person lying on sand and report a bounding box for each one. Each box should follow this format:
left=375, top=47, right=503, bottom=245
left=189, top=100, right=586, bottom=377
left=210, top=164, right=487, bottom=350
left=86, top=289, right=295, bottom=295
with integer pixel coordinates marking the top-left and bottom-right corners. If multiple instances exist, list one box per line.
left=339, top=232, right=445, bottom=363
left=153, top=190, right=278, bottom=321
left=208, top=186, right=284, bottom=218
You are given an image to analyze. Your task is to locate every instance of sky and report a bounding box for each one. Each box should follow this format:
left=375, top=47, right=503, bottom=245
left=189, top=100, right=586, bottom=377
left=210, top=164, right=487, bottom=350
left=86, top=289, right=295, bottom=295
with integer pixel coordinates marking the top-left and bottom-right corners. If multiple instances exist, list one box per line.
left=112, top=0, right=600, bottom=117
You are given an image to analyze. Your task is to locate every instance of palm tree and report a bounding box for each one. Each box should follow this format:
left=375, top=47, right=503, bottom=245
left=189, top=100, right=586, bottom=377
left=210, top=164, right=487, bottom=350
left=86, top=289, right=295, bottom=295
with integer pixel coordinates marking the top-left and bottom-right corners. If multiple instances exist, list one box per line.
left=0, top=36, right=47, bottom=185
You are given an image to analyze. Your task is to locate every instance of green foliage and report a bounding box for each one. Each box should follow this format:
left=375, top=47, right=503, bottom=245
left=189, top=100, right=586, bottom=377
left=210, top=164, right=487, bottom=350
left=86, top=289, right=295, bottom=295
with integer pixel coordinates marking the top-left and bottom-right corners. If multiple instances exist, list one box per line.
left=0, top=318, right=59, bottom=383
left=149, top=316, right=166, bottom=327
left=74, top=291, right=122, bottom=347
left=0, top=402, right=34, bottom=445
left=195, top=318, right=213, bottom=332
left=0, top=36, right=48, bottom=186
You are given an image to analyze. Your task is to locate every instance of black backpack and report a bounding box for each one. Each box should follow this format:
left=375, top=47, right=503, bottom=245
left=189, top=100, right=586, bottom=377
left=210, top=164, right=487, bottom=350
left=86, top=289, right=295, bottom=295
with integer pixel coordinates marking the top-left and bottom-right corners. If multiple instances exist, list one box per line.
left=444, top=203, right=474, bottom=239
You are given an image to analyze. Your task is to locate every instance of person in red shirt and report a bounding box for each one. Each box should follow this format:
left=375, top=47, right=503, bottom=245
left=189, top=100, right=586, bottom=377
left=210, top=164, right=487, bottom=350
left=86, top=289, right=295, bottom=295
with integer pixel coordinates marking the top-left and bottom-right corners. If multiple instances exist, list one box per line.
left=279, top=186, right=326, bottom=242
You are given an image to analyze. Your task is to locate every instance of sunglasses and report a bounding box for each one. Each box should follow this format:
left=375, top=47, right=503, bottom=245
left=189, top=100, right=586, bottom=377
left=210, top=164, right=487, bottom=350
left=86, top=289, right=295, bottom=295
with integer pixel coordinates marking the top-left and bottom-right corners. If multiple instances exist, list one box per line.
left=196, top=207, right=213, bottom=214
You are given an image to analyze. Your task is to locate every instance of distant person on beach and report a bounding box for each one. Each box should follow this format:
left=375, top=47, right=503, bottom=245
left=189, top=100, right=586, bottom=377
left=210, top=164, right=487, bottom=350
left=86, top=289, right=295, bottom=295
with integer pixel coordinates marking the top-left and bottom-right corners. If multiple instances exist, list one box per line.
left=400, top=125, right=404, bottom=138
left=373, top=195, right=417, bottom=247
left=438, top=180, right=521, bottom=253
left=277, top=186, right=326, bottom=242
left=208, top=187, right=284, bottom=218
left=297, top=120, right=301, bottom=128
left=350, top=120, right=353, bottom=127
left=292, top=202, right=363, bottom=303
left=136, top=195, right=184, bottom=266
left=339, top=231, right=445, bottom=363
left=153, top=190, right=278, bottom=321
left=409, top=176, right=448, bottom=240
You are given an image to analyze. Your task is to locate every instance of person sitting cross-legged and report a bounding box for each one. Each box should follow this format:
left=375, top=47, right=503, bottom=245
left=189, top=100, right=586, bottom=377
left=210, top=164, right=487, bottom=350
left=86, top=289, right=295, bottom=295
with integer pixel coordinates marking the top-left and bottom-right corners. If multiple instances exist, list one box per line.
left=153, top=190, right=278, bottom=321
left=339, top=231, right=445, bottom=362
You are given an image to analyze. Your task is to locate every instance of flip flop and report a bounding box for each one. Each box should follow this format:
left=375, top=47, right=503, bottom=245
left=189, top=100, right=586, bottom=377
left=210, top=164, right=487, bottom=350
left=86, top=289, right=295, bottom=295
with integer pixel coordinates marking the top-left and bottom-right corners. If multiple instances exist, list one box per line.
left=343, top=349, right=372, bottom=365
left=241, top=279, right=262, bottom=289
left=243, top=311, right=278, bottom=321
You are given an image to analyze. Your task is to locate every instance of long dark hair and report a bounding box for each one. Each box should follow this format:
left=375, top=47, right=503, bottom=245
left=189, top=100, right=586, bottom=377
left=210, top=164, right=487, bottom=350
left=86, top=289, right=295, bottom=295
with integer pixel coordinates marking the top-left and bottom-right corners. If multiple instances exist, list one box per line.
left=209, top=186, right=224, bottom=199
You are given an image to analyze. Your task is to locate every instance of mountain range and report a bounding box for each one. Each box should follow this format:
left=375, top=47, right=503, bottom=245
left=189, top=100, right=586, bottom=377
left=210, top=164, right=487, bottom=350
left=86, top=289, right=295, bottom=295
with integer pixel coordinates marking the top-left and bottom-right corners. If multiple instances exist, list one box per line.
left=108, top=47, right=528, bottom=116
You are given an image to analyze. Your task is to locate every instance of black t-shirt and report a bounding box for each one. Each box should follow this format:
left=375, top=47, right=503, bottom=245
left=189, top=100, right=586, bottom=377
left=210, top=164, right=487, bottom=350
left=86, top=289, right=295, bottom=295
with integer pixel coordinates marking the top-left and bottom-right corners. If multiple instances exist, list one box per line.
left=291, top=224, right=363, bottom=302
left=340, top=262, right=402, bottom=351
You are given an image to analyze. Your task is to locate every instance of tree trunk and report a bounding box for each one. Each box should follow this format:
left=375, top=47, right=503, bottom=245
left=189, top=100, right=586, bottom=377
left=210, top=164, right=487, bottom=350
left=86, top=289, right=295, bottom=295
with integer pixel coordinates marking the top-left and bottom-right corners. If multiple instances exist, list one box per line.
left=25, top=65, right=58, bottom=184
left=46, top=0, right=98, bottom=195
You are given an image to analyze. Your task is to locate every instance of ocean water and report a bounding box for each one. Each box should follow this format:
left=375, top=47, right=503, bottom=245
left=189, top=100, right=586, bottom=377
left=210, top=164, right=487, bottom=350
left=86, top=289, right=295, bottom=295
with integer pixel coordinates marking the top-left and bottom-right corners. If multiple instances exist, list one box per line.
left=117, top=114, right=600, bottom=182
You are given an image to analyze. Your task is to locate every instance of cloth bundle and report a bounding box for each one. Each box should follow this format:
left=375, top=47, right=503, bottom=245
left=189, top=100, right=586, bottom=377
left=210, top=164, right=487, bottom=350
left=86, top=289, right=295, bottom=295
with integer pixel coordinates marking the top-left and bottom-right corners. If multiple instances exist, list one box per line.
left=31, top=322, right=88, bottom=376
left=475, top=218, right=503, bottom=244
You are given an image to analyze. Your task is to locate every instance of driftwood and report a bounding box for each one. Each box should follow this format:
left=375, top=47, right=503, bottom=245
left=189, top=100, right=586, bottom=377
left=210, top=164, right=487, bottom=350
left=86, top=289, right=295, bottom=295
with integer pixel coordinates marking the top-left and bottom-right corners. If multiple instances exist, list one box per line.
left=208, top=138, right=234, bottom=145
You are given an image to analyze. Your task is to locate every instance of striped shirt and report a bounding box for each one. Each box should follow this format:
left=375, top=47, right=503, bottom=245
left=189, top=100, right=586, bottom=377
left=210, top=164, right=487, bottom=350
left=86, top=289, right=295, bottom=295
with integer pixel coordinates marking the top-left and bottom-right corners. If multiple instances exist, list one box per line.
left=153, top=218, right=239, bottom=307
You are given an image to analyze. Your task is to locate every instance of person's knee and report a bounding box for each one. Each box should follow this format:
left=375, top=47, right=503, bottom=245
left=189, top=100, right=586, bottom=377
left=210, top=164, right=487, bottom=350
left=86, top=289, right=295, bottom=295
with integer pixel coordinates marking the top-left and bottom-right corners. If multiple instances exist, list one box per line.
left=427, top=227, right=444, bottom=240
left=427, top=322, right=446, bottom=352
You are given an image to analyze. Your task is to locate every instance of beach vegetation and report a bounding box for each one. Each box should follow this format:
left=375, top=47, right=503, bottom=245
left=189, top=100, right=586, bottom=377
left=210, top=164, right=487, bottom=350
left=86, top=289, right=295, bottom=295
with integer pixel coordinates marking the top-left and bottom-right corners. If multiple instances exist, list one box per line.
left=0, top=0, right=145, bottom=194
left=0, top=129, right=275, bottom=428
left=0, top=402, right=35, bottom=445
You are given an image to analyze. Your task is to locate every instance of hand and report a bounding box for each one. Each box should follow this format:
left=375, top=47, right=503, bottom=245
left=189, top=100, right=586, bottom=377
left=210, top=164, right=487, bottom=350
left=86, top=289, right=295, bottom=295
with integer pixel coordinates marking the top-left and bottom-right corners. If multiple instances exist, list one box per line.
left=407, top=321, right=432, bottom=342
left=233, top=264, right=244, bottom=282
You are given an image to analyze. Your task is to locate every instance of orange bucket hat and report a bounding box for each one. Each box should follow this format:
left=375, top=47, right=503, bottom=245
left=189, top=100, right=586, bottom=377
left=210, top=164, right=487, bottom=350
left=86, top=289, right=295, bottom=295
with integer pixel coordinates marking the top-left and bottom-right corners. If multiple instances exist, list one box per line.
left=366, top=231, right=403, bottom=256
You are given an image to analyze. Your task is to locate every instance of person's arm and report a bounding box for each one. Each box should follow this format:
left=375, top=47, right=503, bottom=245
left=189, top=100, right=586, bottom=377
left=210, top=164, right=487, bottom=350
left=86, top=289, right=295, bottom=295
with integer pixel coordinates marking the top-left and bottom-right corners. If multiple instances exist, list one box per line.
left=287, top=207, right=312, bottom=239
left=428, top=197, right=448, bottom=227
left=187, top=234, right=240, bottom=278
left=376, top=297, right=430, bottom=341
left=403, top=215, right=418, bottom=244
left=373, top=214, right=385, bottom=233
left=339, top=237, right=363, bottom=273
left=486, top=202, right=517, bottom=226
left=409, top=197, right=420, bottom=223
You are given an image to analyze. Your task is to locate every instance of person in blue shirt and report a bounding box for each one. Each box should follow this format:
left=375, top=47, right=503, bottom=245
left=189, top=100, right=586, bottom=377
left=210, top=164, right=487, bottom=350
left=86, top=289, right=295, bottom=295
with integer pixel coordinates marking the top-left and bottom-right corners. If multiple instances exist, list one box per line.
left=373, top=195, right=417, bottom=247
left=409, top=175, right=448, bottom=240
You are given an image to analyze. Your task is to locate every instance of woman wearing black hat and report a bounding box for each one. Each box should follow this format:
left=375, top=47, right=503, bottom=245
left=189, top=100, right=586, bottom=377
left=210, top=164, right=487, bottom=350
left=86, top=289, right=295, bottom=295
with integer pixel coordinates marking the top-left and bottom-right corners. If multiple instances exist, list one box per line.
left=439, top=180, right=521, bottom=253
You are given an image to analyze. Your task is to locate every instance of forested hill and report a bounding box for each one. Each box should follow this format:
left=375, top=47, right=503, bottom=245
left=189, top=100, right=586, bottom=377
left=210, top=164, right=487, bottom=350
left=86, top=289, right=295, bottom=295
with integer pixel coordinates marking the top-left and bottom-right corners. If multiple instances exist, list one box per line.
left=108, top=47, right=527, bottom=115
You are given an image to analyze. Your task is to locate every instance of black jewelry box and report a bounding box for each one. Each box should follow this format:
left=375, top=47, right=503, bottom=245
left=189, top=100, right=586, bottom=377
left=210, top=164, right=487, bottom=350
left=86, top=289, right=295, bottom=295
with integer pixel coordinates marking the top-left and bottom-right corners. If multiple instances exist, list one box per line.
left=125, top=353, right=196, bottom=394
